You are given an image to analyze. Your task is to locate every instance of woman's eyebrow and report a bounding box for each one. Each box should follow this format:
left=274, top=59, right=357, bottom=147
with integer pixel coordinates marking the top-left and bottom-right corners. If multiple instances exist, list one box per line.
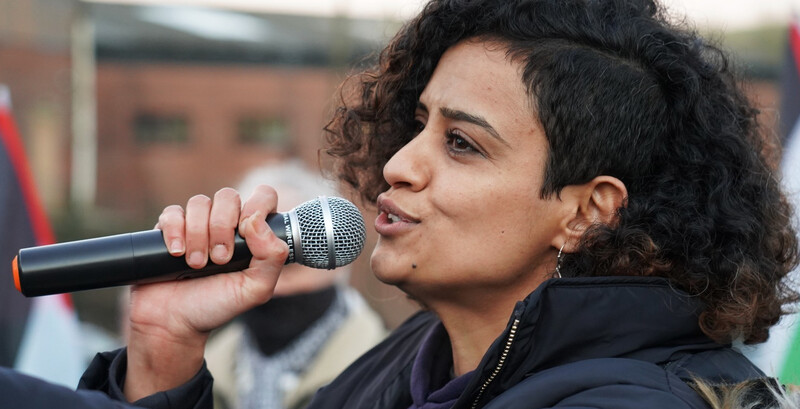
left=440, top=107, right=509, bottom=146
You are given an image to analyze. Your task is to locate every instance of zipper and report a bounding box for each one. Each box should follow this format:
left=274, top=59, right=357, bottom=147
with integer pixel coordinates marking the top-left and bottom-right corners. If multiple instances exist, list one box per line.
left=470, top=317, right=521, bottom=409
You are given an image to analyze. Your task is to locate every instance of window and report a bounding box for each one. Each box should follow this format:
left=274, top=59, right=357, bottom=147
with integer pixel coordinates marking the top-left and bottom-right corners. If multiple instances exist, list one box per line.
left=134, top=114, right=189, bottom=144
left=237, top=117, right=290, bottom=148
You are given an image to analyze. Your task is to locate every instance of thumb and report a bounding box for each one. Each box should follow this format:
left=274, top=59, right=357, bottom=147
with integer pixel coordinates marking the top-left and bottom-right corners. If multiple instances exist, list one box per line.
left=237, top=211, right=289, bottom=307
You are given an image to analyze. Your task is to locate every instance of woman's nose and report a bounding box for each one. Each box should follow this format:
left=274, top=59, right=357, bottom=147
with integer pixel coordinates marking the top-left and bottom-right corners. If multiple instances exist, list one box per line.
left=383, top=132, right=431, bottom=192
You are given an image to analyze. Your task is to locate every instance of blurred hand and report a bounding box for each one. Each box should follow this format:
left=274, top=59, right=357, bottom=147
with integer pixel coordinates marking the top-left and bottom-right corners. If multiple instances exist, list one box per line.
left=124, top=185, right=288, bottom=401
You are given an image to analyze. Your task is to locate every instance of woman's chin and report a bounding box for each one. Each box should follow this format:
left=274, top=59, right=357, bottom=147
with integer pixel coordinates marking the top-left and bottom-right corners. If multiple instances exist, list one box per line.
left=370, top=250, right=412, bottom=286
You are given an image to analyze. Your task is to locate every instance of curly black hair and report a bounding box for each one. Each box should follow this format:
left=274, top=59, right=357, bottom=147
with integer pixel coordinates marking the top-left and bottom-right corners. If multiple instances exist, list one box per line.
left=324, top=0, right=799, bottom=344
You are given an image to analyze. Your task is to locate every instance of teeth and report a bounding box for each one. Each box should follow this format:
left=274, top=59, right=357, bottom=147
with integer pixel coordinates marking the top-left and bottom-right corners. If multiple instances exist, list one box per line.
left=388, top=214, right=402, bottom=223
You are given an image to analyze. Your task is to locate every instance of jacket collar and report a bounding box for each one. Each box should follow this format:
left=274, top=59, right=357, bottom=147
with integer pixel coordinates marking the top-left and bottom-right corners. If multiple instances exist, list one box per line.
left=458, top=276, right=722, bottom=407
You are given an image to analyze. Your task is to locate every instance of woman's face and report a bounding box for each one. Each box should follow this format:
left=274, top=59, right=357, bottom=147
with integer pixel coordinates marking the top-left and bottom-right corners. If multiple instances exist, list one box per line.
left=371, top=40, right=568, bottom=305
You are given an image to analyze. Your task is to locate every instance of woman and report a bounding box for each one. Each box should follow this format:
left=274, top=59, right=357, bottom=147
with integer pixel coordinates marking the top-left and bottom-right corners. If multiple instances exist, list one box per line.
left=81, top=0, right=798, bottom=408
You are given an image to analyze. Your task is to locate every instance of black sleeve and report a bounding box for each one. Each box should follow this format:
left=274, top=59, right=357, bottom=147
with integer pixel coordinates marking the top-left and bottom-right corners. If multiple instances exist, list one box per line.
left=77, top=348, right=214, bottom=409
left=1, top=365, right=133, bottom=409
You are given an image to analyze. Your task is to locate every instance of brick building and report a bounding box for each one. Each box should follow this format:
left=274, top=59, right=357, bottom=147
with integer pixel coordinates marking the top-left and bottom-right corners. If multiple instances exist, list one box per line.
left=1, top=0, right=400, bottom=225
left=94, top=56, right=344, bottom=220
left=90, top=2, right=399, bottom=223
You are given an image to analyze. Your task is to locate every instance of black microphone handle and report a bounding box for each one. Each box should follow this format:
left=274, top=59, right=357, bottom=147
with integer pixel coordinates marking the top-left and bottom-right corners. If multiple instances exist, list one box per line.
left=14, top=213, right=290, bottom=297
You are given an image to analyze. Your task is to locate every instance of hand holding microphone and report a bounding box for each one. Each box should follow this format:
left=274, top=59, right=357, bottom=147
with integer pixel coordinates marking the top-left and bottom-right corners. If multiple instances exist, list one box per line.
left=125, top=186, right=303, bottom=401
left=11, top=186, right=368, bottom=401
left=12, top=192, right=366, bottom=297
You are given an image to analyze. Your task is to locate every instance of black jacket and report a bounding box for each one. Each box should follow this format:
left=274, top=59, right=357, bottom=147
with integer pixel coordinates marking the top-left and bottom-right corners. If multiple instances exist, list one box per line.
left=305, top=276, right=766, bottom=409
left=75, top=276, right=769, bottom=409
left=0, top=360, right=211, bottom=409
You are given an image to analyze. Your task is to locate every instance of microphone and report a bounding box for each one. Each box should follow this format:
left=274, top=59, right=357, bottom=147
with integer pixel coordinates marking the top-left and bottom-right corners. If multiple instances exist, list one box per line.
left=12, top=196, right=366, bottom=297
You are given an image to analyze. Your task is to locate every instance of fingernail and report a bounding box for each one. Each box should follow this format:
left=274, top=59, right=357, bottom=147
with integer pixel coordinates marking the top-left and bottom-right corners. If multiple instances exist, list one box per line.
left=238, top=217, right=249, bottom=237
left=188, top=251, right=205, bottom=266
left=211, top=244, right=227, bottom=261
left=169, top=240, right=184, bottom=254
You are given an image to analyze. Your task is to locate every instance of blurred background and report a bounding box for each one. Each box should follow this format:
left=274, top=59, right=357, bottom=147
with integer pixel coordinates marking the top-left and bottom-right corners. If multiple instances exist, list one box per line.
left=1, top=0, right=799, bottom=387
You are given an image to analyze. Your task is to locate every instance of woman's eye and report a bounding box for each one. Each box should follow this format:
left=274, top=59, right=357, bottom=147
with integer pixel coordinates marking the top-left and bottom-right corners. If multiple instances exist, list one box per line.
left=445, top=130, right=480, bottom=155
left=412, top=119, right=425, bottom=135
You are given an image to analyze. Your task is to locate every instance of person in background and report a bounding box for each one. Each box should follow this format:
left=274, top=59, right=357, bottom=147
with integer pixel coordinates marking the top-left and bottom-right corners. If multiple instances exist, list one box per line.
left=205, top=160, right=386, bottom=409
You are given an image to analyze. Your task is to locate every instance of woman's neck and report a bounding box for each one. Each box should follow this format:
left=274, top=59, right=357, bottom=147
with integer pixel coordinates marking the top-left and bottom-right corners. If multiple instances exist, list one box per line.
left=429, top=295, right=522, bottom=376
left=406, top=269, right=551, bottom=376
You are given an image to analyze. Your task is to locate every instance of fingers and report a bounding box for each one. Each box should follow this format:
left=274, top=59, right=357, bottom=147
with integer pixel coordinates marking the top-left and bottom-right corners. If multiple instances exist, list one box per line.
left=158, top=205, right=187, bottom=256
left=239, top=185, right=279, bottom=236
left=157, top=185, right=281, bottom=269
left=184, top=194, right=212, bottom=268
left=243, top=210, right=289, bottom=265
left=235, top=186, right=285, bottom=304
left=208, top=188, right=241, bottom=265
left=239, top=210, right=289, bottom=302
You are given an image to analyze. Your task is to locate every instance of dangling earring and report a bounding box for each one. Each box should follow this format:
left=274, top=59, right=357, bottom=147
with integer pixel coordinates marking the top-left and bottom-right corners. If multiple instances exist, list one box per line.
left=555, top=243, right=565, bottom=278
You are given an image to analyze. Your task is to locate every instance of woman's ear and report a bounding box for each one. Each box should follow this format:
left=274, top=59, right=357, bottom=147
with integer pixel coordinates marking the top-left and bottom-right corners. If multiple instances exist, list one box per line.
left=584, top=176, right=627, bottom=225
left=555, top=176, right=627, bottom=251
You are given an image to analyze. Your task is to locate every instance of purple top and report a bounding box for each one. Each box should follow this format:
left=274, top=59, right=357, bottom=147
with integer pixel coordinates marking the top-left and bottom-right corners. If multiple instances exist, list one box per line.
left=407, top=323, right=475, bottom=409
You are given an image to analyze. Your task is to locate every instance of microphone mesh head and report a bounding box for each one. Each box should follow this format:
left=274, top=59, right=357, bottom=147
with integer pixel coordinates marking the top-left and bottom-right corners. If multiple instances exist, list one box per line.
left=294, top=197, right=366, bottom=269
